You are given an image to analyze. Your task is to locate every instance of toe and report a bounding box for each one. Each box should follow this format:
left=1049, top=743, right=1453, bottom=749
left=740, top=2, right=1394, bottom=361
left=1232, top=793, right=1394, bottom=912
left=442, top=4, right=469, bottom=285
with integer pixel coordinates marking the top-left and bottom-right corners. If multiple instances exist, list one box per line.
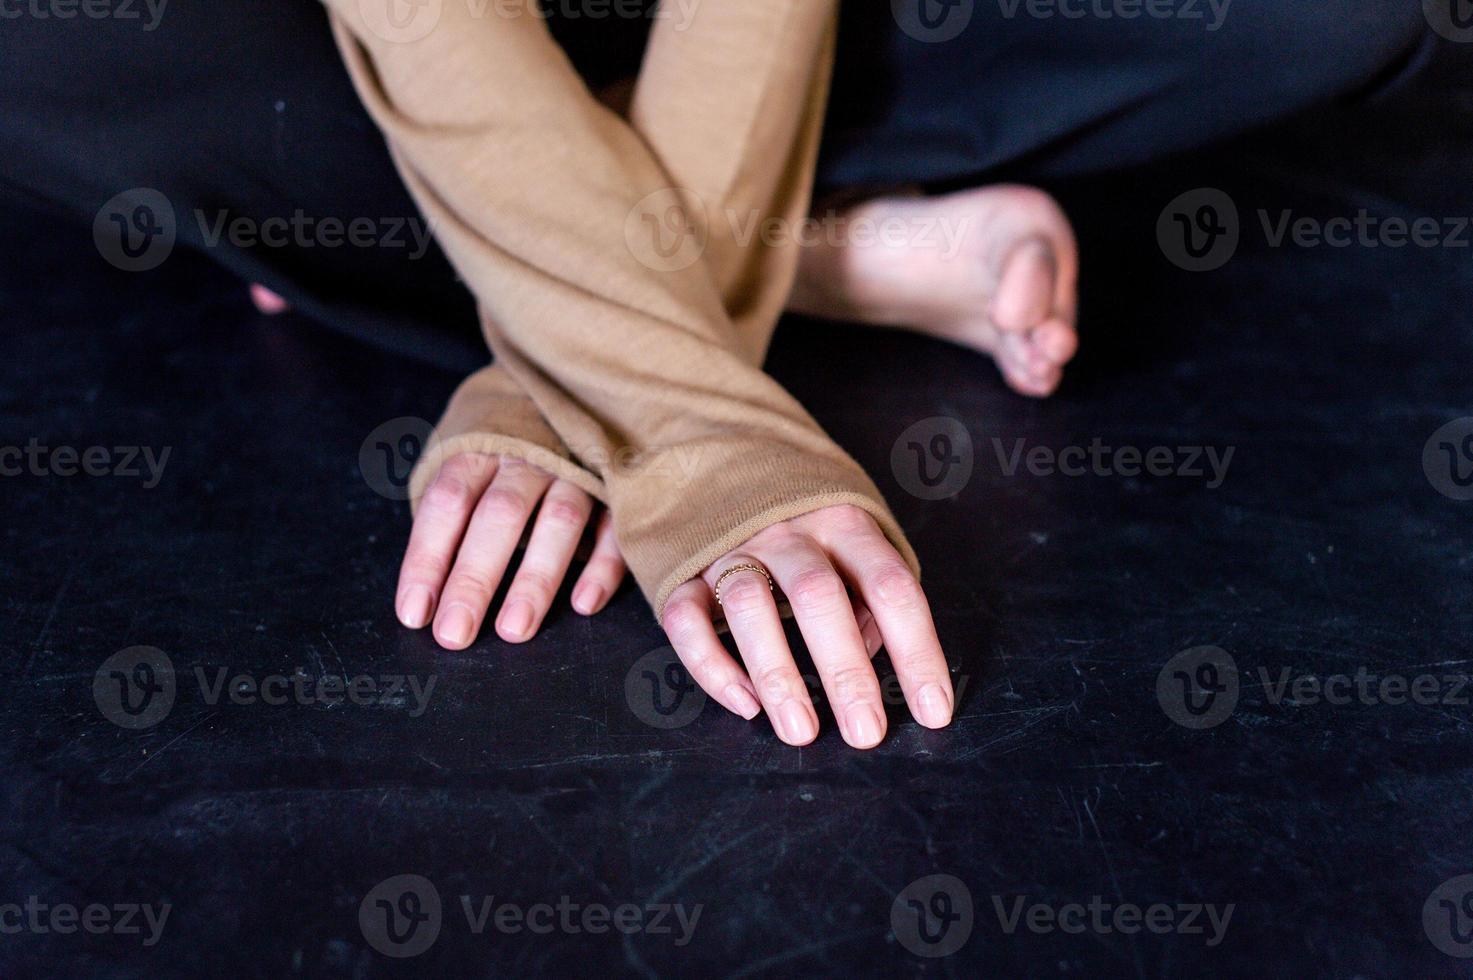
left=990, top=237, right=1056, bottom=332
left=1030, top=318, right=1079, bottom=366
left=249, top=284, right=290, bottom=315
left=998, top=330, right=1063, bottom=397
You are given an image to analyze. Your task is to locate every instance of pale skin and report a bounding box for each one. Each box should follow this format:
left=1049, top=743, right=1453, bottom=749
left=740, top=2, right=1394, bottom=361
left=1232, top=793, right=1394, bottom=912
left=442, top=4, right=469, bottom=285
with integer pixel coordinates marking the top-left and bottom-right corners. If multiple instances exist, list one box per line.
left=253, top=184, right=1079, bottom=748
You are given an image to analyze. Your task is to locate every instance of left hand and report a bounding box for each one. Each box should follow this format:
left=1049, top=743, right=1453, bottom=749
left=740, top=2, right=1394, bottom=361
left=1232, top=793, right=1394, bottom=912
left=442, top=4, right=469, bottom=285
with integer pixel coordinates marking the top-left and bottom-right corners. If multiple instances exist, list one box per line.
left=395, top=452, right=626, bottom=649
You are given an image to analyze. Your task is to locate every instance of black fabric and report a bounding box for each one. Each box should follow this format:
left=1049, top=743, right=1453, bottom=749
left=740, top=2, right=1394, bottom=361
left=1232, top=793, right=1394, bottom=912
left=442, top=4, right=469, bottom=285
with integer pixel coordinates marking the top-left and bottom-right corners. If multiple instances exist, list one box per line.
left=0, top=1, right=1435, bottom=368
left=4, top=52, right=1473, bottom=974
left=4, top=4, right=1473, bottom=977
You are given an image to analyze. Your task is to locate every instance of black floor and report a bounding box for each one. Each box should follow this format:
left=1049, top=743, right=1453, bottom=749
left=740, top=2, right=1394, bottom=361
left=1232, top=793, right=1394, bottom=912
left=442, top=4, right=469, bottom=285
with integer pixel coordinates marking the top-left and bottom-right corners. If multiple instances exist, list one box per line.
left=4, top=53, right=1473, bottom=980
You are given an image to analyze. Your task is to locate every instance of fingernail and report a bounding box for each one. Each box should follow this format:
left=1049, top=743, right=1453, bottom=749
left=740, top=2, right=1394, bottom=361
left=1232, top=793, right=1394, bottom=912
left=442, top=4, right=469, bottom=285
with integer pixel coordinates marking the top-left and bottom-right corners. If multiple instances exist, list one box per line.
left=723, top=684, right=761, bottom=720
left=572, top=584, right=604, bottom=615
left=846, top=705, right=884, bottom=748
left=917, top=683, right=953, bottom=728
left=778, top=701, right=816, bottom=745
left=863, top=630, right=881, bottom=657
left=437, top=605, right=476, bottom=648
left=498, top=599, right=533, bottom=640
left=398, top=585, right=433, bottom=629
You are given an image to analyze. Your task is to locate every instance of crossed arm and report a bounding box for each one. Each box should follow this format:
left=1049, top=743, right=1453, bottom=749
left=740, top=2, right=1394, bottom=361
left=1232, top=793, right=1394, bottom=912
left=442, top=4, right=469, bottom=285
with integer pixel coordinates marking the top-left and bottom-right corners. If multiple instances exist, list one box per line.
left=325, top=0, right=955, bottom=747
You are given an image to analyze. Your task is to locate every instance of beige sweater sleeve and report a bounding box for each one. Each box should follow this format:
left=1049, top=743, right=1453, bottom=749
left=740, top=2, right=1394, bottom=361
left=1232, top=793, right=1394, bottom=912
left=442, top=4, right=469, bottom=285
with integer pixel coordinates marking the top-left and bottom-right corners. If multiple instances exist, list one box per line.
left=325, top=0, right=919, bottom=616
left=418, top=360, right=604, bottom=501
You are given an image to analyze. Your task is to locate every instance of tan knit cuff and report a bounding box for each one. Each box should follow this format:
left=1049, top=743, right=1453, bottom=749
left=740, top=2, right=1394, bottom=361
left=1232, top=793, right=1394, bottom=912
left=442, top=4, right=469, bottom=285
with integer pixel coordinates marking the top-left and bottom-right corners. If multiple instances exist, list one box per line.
left=608, top=441, right=920, bottom=618
left=408, top=364, right=605, bottom=512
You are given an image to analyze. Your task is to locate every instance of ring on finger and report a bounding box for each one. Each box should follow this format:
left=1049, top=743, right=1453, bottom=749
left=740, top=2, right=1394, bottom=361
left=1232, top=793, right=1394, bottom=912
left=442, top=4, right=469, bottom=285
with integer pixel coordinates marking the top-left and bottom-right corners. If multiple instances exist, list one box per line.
left=714, top=562, right=774, bottom=607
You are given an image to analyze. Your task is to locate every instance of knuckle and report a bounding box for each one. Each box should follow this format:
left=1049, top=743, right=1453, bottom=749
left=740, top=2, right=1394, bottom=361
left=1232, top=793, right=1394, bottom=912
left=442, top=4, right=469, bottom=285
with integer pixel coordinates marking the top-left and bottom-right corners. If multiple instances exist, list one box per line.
left=442, top=452, right=493, bottom=481
left=401, top=553, right=449, bottom=584
left=718, top=576, right=772, bottom=618
left=511, top=567, right=556, bottom=599
left=828, top=665, right=881, bottom=707
left=676, top=645, right=715, bottom=680
left=826, top=504, right=873, bottom=534
left=788, top=565, right=847, bottom=609
left=661, top=600, right=708, bottom=642
left=421, top=475, right=472, bottom=512
left=539, top=494, right=590, bottom=529
left=445, top=568, right=496, bottom=599
left=891, top=645, right=945, bottom=680
left=754, top=666, right=802, bottom=705
left=871, top=561, right=922, bottom=610
left=586, top=555, right=624, bottom=583
left=479, top=486, right=530, bottom=526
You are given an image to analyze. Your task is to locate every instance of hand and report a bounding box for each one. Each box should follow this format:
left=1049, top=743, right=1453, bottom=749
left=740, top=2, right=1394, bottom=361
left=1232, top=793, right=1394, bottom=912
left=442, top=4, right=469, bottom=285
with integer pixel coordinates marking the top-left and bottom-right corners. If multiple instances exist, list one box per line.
left=660, top=505, right=954, bottom=748
left=395, top=452, right=626, bottom=649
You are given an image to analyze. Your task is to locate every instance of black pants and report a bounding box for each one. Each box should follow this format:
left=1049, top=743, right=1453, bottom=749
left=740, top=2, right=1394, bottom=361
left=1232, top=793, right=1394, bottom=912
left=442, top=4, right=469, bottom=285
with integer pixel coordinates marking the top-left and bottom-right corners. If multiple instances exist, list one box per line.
left=0, top=1, right=1433, bottom=370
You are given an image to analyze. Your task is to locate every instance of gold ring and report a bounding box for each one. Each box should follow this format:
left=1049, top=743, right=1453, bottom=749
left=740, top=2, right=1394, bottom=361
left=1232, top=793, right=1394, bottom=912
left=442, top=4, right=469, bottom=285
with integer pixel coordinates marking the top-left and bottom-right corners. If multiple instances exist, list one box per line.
left=714, top=562, right=773, bottom=607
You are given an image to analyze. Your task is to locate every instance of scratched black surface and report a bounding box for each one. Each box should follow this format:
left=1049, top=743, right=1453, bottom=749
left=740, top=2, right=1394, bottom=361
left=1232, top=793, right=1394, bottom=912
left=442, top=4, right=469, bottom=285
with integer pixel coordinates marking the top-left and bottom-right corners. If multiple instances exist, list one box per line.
left=3, top=67, right=1473, bottom=980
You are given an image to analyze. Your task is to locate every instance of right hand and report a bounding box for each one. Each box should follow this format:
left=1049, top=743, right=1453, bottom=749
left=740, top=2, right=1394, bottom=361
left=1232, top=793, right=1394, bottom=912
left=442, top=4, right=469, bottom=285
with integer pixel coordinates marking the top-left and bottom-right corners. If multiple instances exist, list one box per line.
left=660, top=504, right=954, bottom=749
left=395, top=452, right=626, bottom=649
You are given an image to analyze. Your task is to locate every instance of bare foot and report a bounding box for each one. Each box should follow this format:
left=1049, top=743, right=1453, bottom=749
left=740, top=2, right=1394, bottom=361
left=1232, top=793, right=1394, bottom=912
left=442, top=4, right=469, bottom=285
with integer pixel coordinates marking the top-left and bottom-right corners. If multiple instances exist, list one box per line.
left=249, top=284, right=290, bottom=315
left=789, top=185, right=1079, bottom=397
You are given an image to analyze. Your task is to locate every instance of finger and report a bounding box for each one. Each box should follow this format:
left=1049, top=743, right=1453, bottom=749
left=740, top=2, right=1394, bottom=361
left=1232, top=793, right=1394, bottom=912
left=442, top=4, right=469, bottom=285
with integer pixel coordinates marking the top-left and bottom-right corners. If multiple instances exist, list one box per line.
left=854, top=601, right=883, bottom=658
left=395, top=452, right=498, bottom=630
left=764, top=537, right=886, bottom=749
left=571, top=509, right=626, bottom=615
left=494, top=479, right=593, bottom=643
left=820, top=513, right=954, bottom=730
left=432, top=459, right=552, bottom=650
left=708, top=558, right=817, bottom=745
left=660, top=579, right=761, bottom=720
